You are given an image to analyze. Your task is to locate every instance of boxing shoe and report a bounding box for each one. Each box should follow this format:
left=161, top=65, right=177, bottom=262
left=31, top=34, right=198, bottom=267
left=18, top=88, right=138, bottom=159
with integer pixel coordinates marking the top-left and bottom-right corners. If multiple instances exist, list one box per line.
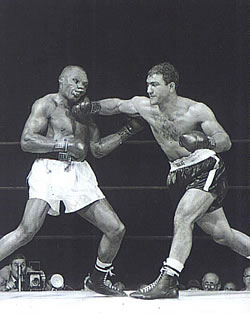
left=86, top=267, right=127, bottom=297
left=130, top=269, right=179, bottom=300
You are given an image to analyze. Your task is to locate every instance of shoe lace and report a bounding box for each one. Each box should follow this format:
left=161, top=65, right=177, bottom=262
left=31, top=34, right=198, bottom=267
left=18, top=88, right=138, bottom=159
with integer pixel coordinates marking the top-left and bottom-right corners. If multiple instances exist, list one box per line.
left=103, top=267, right=120, bottom=291
left=139, top=263, right=168, bottom=293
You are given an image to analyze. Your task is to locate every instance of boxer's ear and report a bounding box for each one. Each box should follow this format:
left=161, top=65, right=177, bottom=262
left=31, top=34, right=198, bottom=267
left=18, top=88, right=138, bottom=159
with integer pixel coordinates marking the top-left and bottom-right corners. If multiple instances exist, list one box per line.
left=169, top=82, right=176, bottom=91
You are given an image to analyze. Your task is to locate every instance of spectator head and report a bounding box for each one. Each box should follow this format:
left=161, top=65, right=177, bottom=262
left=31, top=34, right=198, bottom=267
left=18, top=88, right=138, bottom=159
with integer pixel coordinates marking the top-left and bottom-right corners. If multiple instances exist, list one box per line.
left=202, top=272, right=221, bottom=291
left=223, top=282, right=237, bottom=291
left=9, top=254, right=27, bottom=279
left=243, top=266, right=250, bottom=291
left=187, top=279, right=201, bottom=291
left=179, top=283, right=186, bottom=290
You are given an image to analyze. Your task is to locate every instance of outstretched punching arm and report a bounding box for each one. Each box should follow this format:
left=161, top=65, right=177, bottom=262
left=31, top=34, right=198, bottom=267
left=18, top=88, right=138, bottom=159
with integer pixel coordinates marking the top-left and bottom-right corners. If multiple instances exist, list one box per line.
left=72, top=96, right=148, bottom=119
left=89, top=116, right=147, bottom=158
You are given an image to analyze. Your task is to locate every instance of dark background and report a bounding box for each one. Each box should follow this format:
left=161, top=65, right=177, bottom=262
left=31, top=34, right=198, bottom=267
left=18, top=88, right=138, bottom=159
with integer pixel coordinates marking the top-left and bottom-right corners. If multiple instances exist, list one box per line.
left=0, top=0, right=248, bottom=290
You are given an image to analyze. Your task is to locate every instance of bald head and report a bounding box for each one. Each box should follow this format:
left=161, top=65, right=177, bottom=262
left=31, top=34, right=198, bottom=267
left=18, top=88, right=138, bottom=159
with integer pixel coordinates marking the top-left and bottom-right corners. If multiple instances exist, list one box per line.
left=202, top=272, right=221, bottom=291
left=59, top=65, right=86, bottom=82
left=58, top=65, right=88, bottom=102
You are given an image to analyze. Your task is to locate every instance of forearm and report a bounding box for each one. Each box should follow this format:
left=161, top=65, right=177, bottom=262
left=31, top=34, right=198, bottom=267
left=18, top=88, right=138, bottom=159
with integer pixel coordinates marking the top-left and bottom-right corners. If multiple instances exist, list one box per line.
left=212, top=132, right=232, bottom=153
left=91, top=134, right=122, bottom=158
left=91, top=116, right=146, bottom=158
left=91, top=98, right=122, bottom=115
left=21, top=133, right=67, bottom=154
left=91, top=123, right=138, bottom=158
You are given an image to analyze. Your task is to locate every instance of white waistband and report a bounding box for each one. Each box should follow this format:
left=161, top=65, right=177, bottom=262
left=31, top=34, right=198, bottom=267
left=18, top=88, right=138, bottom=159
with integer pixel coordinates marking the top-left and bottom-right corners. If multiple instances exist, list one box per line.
left=169, top=149, right=216, bottom=172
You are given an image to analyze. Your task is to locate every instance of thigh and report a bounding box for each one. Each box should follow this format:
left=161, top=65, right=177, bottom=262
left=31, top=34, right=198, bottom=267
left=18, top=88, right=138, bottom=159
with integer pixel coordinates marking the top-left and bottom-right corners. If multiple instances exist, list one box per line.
left=196, top=207, right=232, bottom=237
left=77, top=199, right=123, bottom=233
left=20, top=198, right=50, bottom=232
left=175, top=188, right=216, bottom=223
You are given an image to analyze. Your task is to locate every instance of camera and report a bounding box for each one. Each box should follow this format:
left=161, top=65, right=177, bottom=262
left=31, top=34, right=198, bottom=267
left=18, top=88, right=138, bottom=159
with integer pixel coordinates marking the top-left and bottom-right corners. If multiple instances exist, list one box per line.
left=27, top=270, right=46, bottom=291
left=27, top=261, right=46, bottom=291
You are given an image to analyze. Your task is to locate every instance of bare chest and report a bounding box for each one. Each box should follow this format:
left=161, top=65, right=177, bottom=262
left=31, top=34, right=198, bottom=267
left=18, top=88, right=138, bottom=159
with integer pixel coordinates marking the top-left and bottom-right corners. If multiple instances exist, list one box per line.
left=48, top=107, right=88, bottom=137
left=149, top=113, right=196, bottom=141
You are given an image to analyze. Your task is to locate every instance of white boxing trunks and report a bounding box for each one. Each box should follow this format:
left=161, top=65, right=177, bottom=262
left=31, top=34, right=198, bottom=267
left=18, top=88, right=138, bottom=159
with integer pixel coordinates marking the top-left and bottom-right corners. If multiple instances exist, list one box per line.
left=27, top=159, right=105, bottom=216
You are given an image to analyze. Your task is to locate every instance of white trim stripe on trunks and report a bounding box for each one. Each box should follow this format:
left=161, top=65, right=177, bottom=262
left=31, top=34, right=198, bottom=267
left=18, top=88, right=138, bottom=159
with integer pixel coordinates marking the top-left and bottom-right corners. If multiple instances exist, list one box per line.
left=169, top=149, right=216, bottom=172
left=203, top=155, right=220, bottom=191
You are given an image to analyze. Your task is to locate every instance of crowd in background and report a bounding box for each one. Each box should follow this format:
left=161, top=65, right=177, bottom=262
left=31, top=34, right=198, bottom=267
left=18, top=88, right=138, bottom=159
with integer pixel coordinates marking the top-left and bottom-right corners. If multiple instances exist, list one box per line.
left=1, top=253, right=249, bottom=292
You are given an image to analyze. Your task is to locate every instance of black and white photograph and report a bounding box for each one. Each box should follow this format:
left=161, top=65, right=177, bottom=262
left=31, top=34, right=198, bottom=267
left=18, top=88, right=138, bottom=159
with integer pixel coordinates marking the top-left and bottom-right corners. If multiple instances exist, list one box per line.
left=0, top=0, right=248, bottom=313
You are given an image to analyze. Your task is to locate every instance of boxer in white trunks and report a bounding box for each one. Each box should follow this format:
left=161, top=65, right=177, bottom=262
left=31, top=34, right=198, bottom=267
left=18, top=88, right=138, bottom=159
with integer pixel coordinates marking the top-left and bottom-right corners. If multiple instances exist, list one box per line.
left=0, top=65, right=145, bottom=296
left=74, top=61, right=250, bottom=299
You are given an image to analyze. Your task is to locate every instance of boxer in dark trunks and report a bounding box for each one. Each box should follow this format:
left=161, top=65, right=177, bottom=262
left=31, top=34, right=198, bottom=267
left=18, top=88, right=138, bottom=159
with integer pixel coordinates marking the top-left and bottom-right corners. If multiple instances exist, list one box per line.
left=74, top=61, right=250, bottom=299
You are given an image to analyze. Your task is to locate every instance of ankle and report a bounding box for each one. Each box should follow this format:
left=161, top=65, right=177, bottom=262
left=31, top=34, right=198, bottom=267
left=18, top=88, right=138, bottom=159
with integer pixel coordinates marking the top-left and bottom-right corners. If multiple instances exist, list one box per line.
left=162, top=258, right=184, bottom=277
left=91, top=258, right=114, bottom=281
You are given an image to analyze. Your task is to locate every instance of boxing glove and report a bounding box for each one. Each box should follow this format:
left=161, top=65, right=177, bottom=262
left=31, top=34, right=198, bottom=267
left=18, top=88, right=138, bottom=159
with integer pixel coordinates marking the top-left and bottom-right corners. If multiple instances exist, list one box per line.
left=53, top=139, right=84, bottom=159
left=118, top=116, right=147, bottom=143
left=71, top=96, right=100, bottom=119
left=179, top=131, right=216, bottom=153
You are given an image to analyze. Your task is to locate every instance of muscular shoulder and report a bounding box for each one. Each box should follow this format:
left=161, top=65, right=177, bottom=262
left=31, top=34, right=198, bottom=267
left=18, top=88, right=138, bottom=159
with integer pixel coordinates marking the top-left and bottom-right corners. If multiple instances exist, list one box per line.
left=131, top=96, right=150, bottom=113
left=187, top=99, right=215, bottom=122
left=31, top=93, right=57, bottom=117
left=118, top=96, right=149, bottom=115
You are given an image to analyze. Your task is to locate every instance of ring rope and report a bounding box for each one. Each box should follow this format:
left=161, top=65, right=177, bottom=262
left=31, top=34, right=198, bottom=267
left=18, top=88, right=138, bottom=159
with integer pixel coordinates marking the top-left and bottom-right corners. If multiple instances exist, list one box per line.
left=0, top=185, right=248, bottom=191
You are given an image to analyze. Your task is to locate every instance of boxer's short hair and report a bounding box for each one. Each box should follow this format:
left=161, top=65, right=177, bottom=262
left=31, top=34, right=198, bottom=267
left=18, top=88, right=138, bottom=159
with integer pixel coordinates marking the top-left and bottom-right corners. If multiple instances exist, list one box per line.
left=148, top=62, right=179, bottom=89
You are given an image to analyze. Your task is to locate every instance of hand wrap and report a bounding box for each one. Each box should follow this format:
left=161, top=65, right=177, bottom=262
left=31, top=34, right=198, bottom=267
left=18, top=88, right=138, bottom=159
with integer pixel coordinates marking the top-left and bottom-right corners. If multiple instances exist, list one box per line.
left=53, top=139, right=68, bottom=152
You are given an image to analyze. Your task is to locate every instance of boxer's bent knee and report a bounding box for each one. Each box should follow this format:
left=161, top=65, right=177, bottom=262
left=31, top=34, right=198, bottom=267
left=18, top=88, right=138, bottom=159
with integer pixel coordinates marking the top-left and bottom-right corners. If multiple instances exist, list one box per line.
left=211, top=229, right=233, bottom=246
left=173, top=210, right=196, bottom=232
left=106, top=222, right=126, bottom=240
left=16, top=223, right=38, bottom=245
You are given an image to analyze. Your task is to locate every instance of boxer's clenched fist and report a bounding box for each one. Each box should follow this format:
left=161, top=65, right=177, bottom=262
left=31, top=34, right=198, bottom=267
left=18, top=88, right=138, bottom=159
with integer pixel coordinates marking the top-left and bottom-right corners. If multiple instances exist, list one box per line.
left=72, top=96, right=101, bottom=121
left=179, top=131, right=216, bottom=152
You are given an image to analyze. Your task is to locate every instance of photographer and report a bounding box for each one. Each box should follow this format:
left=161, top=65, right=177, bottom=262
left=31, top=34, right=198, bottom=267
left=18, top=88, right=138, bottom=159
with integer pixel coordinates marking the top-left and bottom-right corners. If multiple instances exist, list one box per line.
left=0, top=254, right=31, bottom=291
left=0, top=254, right=45, bottom=291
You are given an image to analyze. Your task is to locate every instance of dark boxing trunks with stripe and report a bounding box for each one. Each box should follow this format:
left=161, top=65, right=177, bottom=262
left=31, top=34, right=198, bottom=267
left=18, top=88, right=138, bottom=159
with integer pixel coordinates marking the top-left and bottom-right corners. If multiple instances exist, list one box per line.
left=167, top=154, right=228, bottom=212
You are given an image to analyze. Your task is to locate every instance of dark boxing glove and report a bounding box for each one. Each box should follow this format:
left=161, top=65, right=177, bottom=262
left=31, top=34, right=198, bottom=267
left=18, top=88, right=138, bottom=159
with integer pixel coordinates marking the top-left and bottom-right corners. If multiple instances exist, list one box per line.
left=71, top=96, right=101, bottom=120
left=118, top=116, right=147, bottom=144
left=179, top=130, right=216, bottom=153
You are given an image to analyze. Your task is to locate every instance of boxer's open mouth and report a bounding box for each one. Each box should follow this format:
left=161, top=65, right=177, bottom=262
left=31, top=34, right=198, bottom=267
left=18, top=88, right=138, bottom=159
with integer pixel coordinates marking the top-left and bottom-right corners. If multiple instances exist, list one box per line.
left=72, top=90, right=81, bottom=97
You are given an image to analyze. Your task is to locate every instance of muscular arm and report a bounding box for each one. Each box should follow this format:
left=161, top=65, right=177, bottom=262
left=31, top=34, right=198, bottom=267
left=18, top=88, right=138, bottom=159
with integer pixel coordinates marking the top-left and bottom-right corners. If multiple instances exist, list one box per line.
left=21, top=98, right=59, bottom=153
left=196, top=103, right=232, bottom=153
left=89, top=116, right=146, bottom=158
left=89, top=120, right=122, bottom=158
left=91, top=96, right=149, bottom=116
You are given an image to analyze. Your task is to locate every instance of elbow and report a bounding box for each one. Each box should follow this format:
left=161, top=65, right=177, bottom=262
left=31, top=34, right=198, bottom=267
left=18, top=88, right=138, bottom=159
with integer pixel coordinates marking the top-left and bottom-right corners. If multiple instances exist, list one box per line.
left=91, top=145, right=106, bottom=159
left=224, top=135, right=232, bottom=151
left=20, top=136, right=30, bottom=152
left=92, top=151, right=104, bottom=159
left=218, top=135, right=232, bottom=152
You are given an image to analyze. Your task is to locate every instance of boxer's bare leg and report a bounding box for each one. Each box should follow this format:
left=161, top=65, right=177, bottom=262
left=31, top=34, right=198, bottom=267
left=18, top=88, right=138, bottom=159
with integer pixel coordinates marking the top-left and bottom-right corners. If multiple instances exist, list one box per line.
left=0, top=199, right=50, bottom=261
left=197, top=207, right=250, bottom=257
left=130, top=189, right=216, bottom=299
left=77, top=198, right=125, bottom=263
left=168, top=189, right=216, bottom=264
left=77, top=199, right=126, bottom=296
